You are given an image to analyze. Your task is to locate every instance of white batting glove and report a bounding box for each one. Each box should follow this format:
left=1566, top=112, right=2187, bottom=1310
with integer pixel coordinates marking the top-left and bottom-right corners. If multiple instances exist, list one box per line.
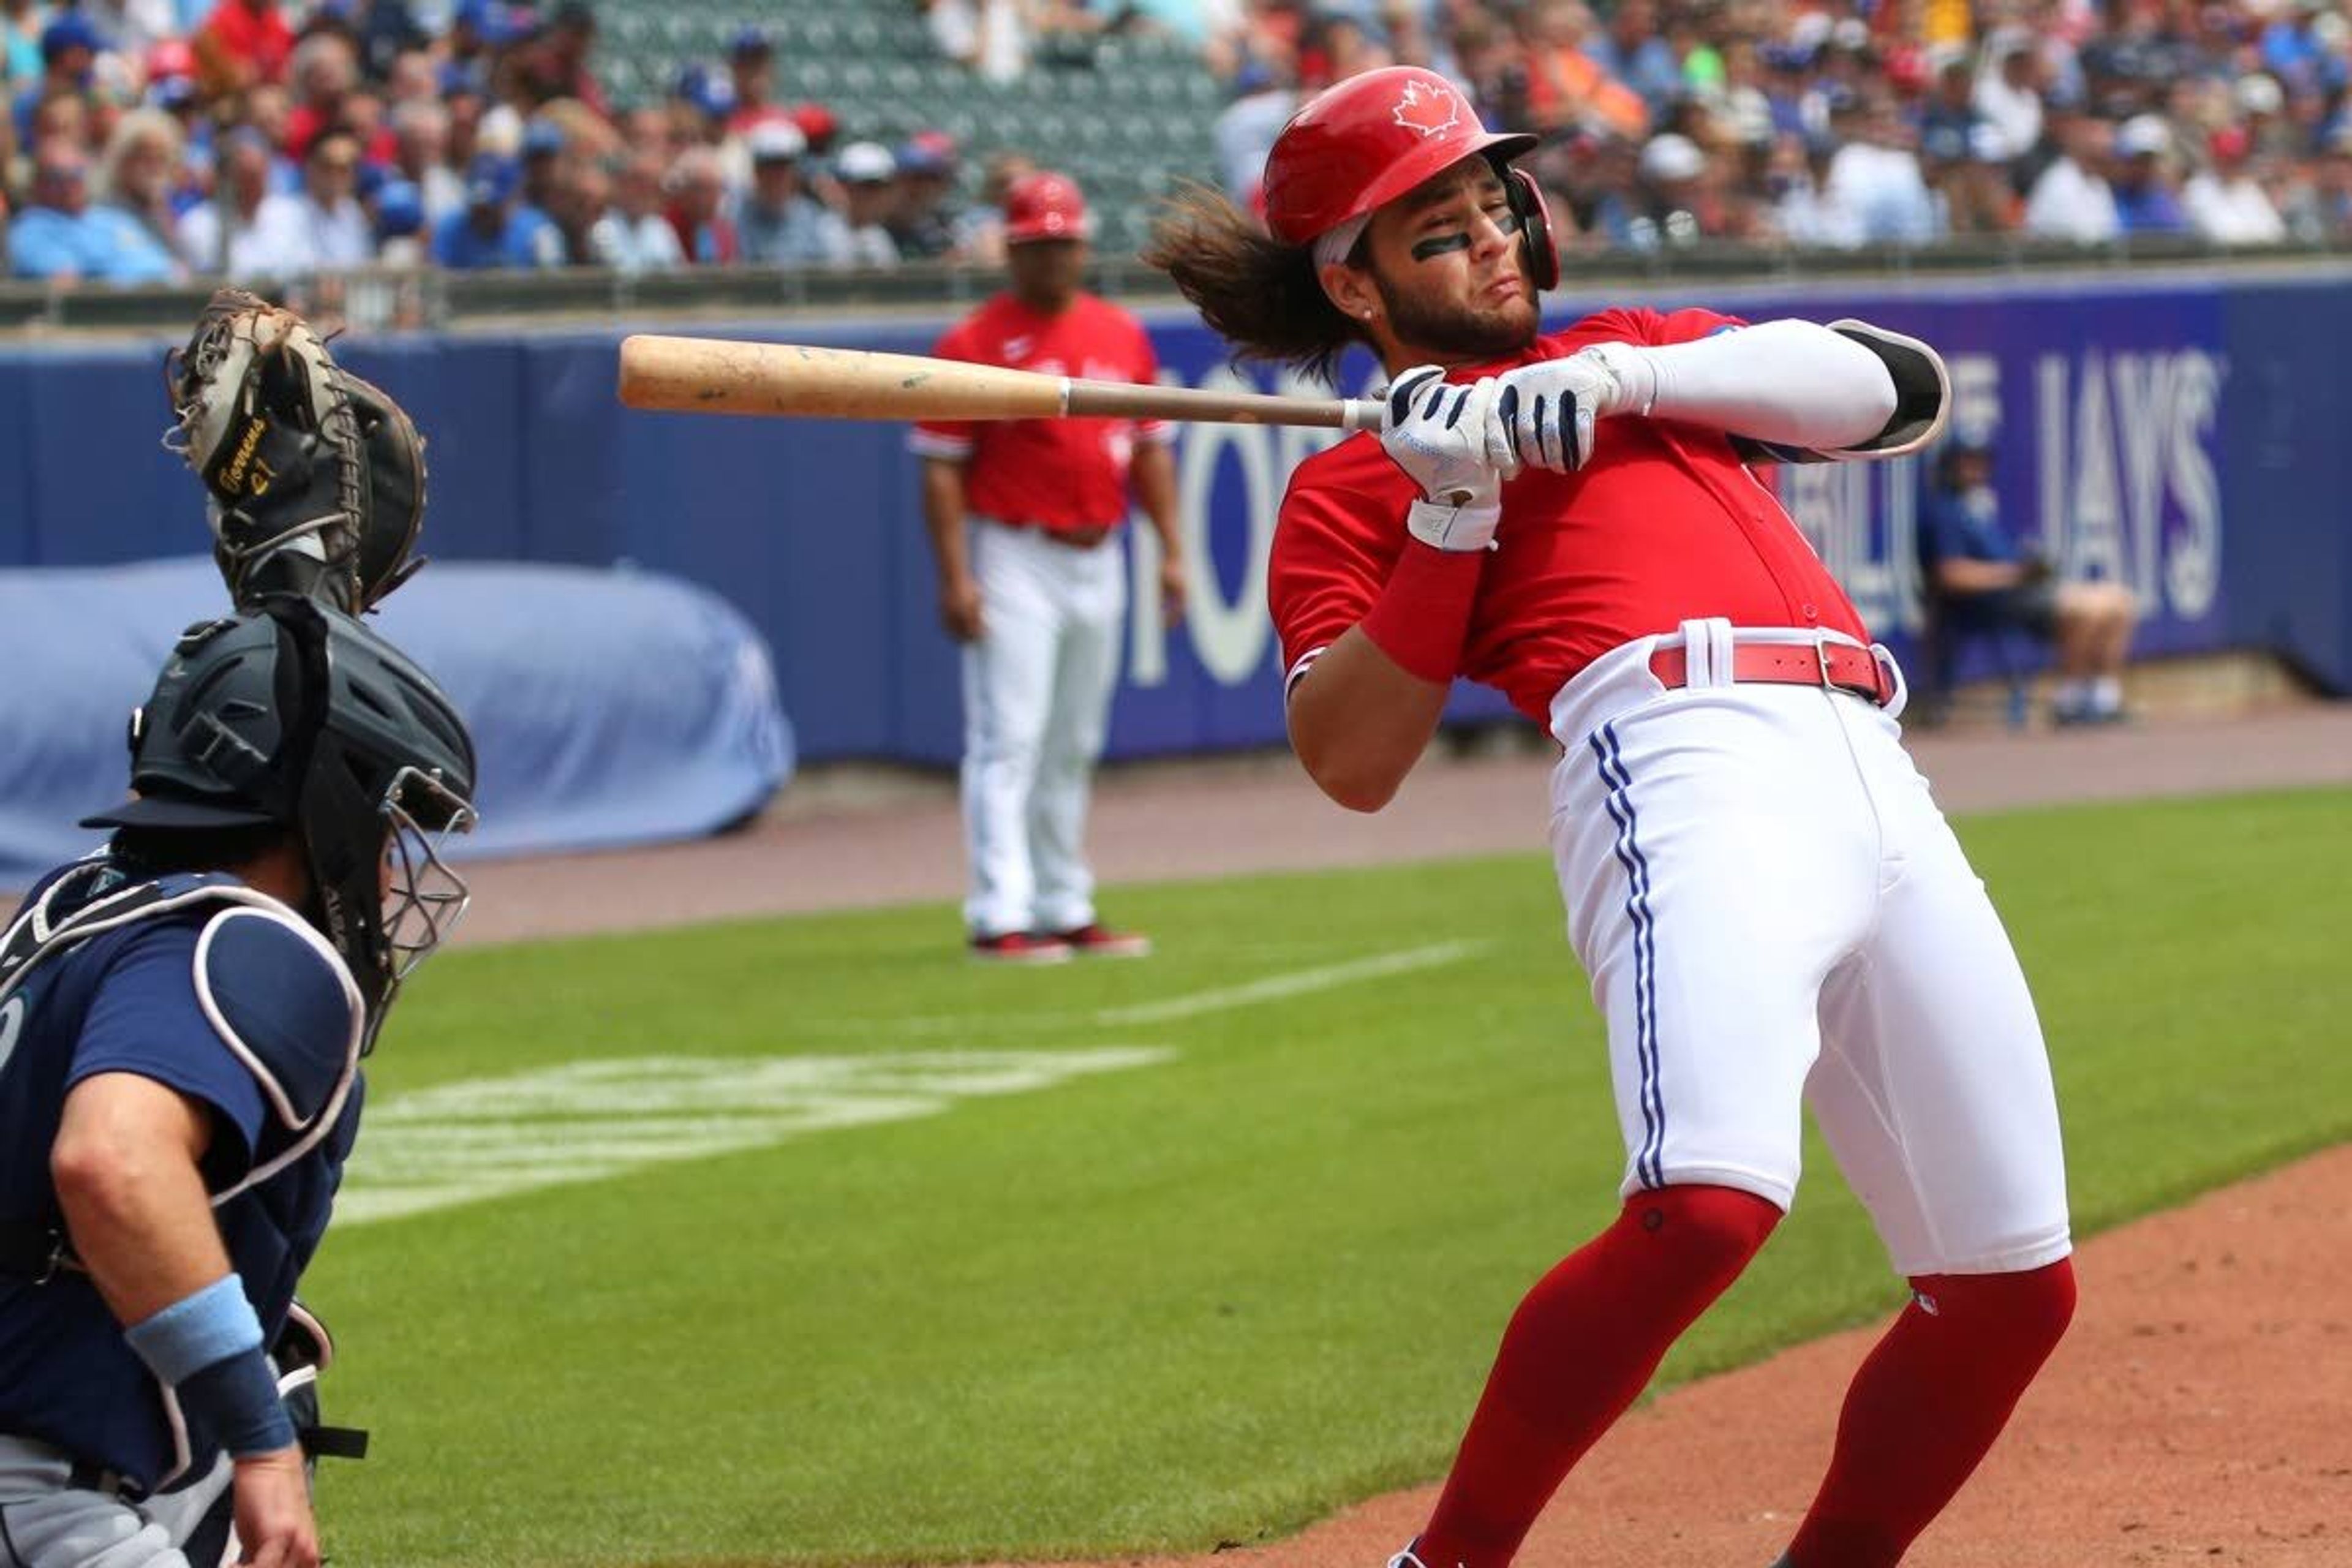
left=1379, top=366, right=1518, bottom=552
left=1492, top=343, right=1653, bottom=473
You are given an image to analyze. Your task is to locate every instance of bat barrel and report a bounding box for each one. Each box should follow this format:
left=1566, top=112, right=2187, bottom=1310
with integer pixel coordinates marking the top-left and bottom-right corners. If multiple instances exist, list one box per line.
left=617, top=333, right=1385, bottom=432
left=619, top=335, right=1068, bottom=422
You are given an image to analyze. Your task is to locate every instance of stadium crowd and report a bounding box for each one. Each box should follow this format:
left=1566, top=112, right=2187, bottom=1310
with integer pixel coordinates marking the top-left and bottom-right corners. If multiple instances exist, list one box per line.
left=1, top=0, right=2349, bottom=285
left=1204, top=0, right=2352, bottom=251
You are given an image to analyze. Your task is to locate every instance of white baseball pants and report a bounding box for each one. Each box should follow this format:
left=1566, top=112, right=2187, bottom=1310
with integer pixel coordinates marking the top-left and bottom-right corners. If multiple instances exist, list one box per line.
left=961, top=519, right=1126, bottom=938
left=0, top=1438, right=230, bottom=1568
left=1545, top=620, right=2073, bottom=1278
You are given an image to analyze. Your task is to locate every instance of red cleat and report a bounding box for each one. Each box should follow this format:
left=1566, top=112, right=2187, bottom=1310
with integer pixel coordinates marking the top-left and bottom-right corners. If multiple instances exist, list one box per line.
left=1050, top=922, right=1152, bottom=959
left=969, top=930, right=1074, bottom=964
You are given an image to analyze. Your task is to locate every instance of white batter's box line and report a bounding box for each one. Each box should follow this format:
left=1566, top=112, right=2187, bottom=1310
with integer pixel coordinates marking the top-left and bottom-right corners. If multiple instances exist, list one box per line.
left=340, top=1047, right=1173, bottom=1227
left=1093, top=939, right=1493, bottom=1026
left=790, top=940, right=1496, bottom=1038
left=368, top=1049, right=1168, bottom=1121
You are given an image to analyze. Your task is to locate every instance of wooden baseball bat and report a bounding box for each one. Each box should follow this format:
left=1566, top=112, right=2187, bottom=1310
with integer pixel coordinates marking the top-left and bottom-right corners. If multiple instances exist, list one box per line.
left=616, top=334, right=1385, bottom=432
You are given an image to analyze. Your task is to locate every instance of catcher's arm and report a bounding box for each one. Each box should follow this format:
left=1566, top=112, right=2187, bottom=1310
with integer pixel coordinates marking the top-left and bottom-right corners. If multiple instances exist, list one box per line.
left=165, top=288, right=429, bottom=613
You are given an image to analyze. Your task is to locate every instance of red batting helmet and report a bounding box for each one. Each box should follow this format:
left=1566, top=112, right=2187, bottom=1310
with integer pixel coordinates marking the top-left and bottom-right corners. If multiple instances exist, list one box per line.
left=1004, top=171, right=1093, bottom=244
left=1262, top=66, right=1537, bottom=246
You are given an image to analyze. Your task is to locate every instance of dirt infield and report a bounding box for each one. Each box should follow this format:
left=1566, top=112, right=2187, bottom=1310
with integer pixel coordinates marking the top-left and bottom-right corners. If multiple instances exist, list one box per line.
left=440, top=701, right=2352, bottom=1568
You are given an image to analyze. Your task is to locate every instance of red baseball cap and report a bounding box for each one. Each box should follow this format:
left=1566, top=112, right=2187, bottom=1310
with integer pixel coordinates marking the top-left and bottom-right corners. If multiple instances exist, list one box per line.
left=146, top=37, right=196, bottom=80
left=1004, top=171, right=1092, bottom=244
left=786, top=102, right=839, bottom=152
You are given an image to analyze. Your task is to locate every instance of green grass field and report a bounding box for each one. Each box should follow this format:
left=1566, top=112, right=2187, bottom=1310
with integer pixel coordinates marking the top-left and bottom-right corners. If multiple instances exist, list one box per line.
left=307, top=788, right=2352, bottom=1568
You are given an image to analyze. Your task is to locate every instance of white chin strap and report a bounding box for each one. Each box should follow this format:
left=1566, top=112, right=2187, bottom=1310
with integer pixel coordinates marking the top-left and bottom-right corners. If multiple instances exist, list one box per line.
left=1312, top=213, right=1371, bottom=273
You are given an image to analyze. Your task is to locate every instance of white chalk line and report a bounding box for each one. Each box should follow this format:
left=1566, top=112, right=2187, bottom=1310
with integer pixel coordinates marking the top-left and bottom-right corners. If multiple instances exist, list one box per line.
left=339, top=1047, right=1169, bottom=1227
left=1094, top=939, right=1488, bottom=1025
left=793, top=939, right=1493, bottom=1038
left=339, top=943, right=1491, bottom=1226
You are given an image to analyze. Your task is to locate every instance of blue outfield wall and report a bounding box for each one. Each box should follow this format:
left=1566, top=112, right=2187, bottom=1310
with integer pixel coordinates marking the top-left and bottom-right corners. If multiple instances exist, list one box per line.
left=1, top=267, right=2343, bottom=767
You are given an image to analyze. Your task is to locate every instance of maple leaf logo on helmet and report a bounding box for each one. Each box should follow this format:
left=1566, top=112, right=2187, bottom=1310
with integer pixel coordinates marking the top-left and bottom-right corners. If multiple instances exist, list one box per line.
left=1392, top=77, right=1461, bottom=138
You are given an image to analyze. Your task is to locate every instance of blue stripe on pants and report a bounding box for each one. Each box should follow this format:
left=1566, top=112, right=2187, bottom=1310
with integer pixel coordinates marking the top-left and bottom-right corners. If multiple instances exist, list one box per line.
left=1589, top=722, right=1666, bottom=1188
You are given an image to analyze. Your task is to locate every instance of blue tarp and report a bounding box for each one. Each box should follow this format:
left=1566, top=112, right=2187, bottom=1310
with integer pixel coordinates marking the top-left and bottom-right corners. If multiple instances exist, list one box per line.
left=0, top=559, right=792, bottom=888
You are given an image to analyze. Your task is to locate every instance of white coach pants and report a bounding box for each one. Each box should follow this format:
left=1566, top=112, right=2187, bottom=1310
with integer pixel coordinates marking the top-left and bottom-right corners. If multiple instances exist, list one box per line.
left=0, top=1438, right=230, bottom=1568
left=1545, top=620, right=2073, bottom=1278
left=961, top=519, right=1126, bottom=938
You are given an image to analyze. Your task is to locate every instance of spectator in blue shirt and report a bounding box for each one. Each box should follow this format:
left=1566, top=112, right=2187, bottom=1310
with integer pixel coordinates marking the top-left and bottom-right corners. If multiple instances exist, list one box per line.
left=1916, top=44, right=1983, bottom=153
left=1919, top=434, right=2139, bottom=723
left=1, top=0, right=39, bottom=83
left=2259, top=0, right=2337, bottom=99
left=12, top=10, right=102, bottom=147
left=10, top=139, right=180, bottom=283
left=1586, top=0, right=1684, bottom=124
left=430, top=151, right=560, bottom=269
left=2109, top=113, right=2190, bottom=233
left=737, top=119, right=849, bottom=266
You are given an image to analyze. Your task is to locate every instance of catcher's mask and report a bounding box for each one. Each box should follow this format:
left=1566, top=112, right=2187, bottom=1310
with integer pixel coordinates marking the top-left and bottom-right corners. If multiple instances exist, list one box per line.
left=82, top=600, right=477, bottom=1044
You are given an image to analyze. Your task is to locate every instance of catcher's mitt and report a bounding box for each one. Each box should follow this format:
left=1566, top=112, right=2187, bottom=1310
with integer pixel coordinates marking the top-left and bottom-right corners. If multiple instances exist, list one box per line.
left=164, top=288, right=428, bottom=612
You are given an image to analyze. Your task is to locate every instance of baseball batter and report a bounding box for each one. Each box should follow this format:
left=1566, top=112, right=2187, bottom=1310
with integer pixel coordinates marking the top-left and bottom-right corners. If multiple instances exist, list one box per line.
left=1146, top=67, right=2075, bottom=1568
left=913, top=171, right=1185, bottom=962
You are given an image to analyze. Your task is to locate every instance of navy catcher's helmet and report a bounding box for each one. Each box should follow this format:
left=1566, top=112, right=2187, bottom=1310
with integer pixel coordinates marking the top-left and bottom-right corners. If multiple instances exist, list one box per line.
left=83, top=598, right=477, bottom=1039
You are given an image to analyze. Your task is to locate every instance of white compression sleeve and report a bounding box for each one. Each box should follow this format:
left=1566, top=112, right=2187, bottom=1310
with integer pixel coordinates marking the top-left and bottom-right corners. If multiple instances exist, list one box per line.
left=1597, top=319, right=1899, bottom=451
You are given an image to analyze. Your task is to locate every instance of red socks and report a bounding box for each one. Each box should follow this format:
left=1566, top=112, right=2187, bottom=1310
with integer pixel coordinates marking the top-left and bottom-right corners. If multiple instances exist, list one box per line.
left=1409, top=1194, right=2073, bottom=1568
left=1415, top=1185, right=1782, bottom=1568
left=1782, top=1258, right=2077, bottom=1568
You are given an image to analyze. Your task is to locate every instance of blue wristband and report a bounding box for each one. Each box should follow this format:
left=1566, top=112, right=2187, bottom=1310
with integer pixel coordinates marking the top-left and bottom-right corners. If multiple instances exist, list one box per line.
left=124, top=1275, right=296, bottom=1457
left=180, top=1346, right=299, bottom=1457
left=124, top=1275, right=263, bottom=1385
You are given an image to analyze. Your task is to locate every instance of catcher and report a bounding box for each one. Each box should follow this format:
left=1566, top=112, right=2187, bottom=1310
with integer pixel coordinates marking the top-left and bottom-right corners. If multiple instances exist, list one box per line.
left=0, top=291, right=463, bottom=1568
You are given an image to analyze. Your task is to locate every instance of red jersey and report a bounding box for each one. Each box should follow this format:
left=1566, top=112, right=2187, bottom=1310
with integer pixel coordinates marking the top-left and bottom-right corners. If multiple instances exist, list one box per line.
left=909, top=292, right=1170, bottom=532
left=1272, top=306, right=1869, bottom=725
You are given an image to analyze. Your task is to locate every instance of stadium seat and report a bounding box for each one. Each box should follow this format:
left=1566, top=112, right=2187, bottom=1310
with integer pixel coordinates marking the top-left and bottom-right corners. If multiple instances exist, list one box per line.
left=1914, top=586, right=2036, bottom=729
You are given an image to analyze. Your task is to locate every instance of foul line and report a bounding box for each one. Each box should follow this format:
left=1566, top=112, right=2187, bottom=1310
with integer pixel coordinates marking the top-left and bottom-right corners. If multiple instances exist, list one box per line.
left=1093, top=939, right=1490, bottom=1026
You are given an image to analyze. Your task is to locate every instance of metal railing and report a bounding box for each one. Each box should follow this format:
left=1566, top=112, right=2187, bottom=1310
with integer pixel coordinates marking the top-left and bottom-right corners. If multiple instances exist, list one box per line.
left=3, top=233, right=2349, bottom=339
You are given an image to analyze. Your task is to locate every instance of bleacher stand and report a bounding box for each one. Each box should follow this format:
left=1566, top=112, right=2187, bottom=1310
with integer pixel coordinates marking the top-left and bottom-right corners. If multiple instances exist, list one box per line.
left=0, top=0, right=2348, bottom=293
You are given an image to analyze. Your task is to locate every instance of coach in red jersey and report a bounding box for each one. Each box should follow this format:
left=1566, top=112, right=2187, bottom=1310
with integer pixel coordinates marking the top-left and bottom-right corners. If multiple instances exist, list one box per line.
left=912, top=172, right=1185, bottom=962
left=1147, top=66, right=2076, bottom=1568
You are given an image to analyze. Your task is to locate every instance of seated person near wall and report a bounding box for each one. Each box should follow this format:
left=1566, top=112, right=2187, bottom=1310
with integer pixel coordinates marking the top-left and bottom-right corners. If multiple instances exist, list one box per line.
left=1920, top=433, right=2140, bottom=724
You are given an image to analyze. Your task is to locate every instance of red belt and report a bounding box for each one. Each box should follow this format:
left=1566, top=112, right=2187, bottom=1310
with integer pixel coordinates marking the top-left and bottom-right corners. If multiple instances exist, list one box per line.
left=1649, top=639, right=1896, bottom=707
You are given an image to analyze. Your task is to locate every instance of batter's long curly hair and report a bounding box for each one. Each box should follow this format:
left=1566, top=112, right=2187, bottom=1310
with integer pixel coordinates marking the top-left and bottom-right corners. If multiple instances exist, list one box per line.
left=1141, top=183, right=1366, bottom=387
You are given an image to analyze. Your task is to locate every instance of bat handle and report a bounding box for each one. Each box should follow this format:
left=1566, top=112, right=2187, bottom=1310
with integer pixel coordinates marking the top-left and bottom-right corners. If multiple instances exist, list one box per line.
left=1340, top=398, right=1385, bottom=433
